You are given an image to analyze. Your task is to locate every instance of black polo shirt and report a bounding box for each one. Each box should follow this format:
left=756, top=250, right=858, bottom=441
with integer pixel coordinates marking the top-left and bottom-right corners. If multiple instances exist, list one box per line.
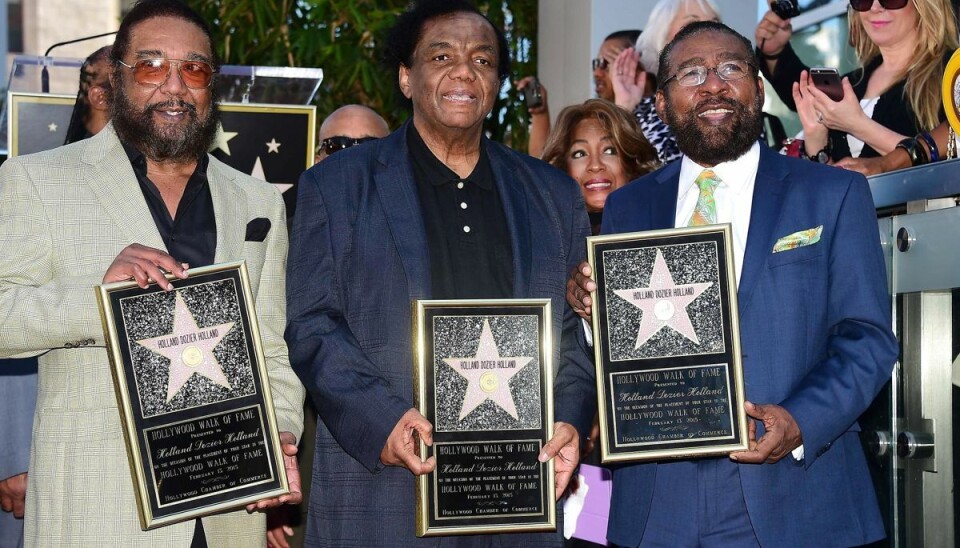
left=407, top=123, right=513, bottom=300
left=123, top=144, right=217, bottom=268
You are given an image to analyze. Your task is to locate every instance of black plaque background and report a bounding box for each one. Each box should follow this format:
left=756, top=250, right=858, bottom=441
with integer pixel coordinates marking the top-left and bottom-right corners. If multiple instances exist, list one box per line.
left=9, top=94, right=312, bottom=224
left=417, top=303, right=553, bottom=535
left=592, top=229, right=746, bottom=460
left=105, top=267, right=283, bottom=523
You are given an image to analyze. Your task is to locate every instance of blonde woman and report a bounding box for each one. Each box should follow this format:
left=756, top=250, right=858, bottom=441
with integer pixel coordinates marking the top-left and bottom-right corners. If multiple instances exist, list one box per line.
left=757, top=0, right=957, bottom=162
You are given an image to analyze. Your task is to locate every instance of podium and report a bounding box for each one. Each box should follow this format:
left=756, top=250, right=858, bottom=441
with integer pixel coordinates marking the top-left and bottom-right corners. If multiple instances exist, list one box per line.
left=861, top=159, right=960, bottom=547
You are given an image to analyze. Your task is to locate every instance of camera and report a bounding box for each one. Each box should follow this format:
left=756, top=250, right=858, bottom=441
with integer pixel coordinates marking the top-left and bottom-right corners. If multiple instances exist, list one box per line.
left=521, top=77, right=543, bottom=110
left=770, top=0, right=800, bottom=19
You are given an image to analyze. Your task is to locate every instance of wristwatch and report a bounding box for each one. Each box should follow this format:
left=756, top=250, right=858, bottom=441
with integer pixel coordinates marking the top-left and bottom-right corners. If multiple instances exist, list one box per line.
left=808, top=139, right=832, bottom=163
left=813, top=146, right=831, bottom=164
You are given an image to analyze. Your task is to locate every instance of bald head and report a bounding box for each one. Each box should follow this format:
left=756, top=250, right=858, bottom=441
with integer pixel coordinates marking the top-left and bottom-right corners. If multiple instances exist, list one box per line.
left=316, top=105, right=390, bottom=163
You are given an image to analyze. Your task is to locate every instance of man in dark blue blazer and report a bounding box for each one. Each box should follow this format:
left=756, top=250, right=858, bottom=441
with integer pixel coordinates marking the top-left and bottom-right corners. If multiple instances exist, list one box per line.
left=0, top=359, right=36, bottom=548
left=285, top=1, right=591, bottom=546
left=563, top=22, right=897, bottom=547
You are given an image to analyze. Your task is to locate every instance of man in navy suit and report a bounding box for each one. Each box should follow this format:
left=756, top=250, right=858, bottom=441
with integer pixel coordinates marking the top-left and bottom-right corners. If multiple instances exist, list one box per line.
left=0, top=359, right=36, bottom=548
left=285, top=1, right=591, bottom=546
left=563, top=22, right=897, bottom=547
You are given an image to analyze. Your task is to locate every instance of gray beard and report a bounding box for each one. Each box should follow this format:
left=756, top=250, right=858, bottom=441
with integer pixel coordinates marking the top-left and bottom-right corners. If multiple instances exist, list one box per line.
left=111, top=88, right=220, bottom=163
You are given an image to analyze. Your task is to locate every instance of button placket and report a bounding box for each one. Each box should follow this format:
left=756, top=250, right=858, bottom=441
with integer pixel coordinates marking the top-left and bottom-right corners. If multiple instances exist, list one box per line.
left=457, top=179, right=471, bottom=234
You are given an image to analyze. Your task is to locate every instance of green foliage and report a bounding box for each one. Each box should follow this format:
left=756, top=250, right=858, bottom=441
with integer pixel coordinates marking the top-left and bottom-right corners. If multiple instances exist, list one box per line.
left=187, top=0, right=538, bottom=149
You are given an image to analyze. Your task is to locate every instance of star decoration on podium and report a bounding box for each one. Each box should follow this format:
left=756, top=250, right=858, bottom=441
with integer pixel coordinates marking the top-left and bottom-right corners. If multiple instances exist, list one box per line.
left=209, top=123, right=238, bottom=155
left=443, top=320, right=533, bottom=420
left=48, top=122, right=58, bottom=132
left=136, top=293, right=236, bottom=402
left=614, top=249, right=713, bottom=348
left=266, top=138, right=281, bottom=153
left=249, top=157, right=294, bottom=194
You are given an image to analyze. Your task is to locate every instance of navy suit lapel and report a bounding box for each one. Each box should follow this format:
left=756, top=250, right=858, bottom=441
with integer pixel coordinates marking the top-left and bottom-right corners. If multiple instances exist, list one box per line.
left=651, top=162, right=682, bottom=230
left=738, top=146, right=790, bottom=311
left=374, top=125, right=431, bottom=300
left=487, top=142, right=532, bottom=298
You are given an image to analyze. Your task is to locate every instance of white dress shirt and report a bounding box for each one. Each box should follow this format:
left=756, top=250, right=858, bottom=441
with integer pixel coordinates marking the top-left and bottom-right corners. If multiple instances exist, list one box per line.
left=675, top=143, right=803, bottom=459
left=674, top=141, right=760, bottom=286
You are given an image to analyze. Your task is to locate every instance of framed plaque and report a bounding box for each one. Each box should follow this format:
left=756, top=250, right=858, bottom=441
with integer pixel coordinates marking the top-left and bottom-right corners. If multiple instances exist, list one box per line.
left=587, top=225, right=748, bottom=463
left=95, top=261, right=288, bottom=529
left=6, top=91, right=75, bottom=157
left=413, top=300, right=556, bottom=537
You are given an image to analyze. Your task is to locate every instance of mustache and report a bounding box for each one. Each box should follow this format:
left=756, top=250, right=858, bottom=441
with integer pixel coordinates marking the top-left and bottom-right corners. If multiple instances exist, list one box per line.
left=694, top=97, right=739, bottom=112
left=146, top=100, right=198, bottom=115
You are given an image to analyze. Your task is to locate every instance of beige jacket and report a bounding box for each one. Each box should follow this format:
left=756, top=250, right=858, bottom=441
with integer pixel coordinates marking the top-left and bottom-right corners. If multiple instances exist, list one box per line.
left=0, top=124, right=304, bottom=547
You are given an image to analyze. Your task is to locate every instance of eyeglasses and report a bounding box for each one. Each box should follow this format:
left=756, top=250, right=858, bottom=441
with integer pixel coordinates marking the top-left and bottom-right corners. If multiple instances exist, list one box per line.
left=849, top=0, right=909, bottom=11
left=591, top=57, right=609, bottom=71
left=661, top=60, right=757, bottom=88
left=117, top=58, right=217, bottom=89
left=319, top=136, right=378, bottom=156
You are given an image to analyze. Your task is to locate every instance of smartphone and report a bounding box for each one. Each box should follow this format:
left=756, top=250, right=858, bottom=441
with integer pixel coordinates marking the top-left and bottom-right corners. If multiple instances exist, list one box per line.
left=810, top=67, right=844, bottom=102
left=521, top=77, right=543, bottom=110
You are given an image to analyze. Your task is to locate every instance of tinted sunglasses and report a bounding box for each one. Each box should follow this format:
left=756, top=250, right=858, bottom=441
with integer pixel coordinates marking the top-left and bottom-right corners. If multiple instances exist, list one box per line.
left=591, top=57, right=609, bottom=71
left=117, top=58, right=217, bottom=89
left=319, top=136, right=378, bottom=156
left=849, top=0, right=909, bottom=11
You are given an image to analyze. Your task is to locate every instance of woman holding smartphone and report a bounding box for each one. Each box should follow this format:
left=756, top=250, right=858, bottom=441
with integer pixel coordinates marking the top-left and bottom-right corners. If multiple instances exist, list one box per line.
left=755, top=0, right=956, bottom=162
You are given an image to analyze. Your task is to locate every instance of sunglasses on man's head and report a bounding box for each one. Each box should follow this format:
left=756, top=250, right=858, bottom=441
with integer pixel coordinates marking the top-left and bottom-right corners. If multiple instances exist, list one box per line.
left=849, top=0, right=909, bottom=12
left=319, top=136, right=378, bottom=156
left=117, top=58, right=217, bottom=89
left=591, top=58, right=609, bottom=71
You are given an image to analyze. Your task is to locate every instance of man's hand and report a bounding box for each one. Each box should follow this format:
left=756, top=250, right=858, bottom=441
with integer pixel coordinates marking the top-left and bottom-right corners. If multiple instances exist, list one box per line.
left=247, top=432, right=302, bottom=512
left=265, top=506, right=296, bottom=548
left=103, top=243, right=188, bottom=290
left=566, top=262, right=596, bottom=321
left=0, top=472, right=28, bottom=519
left=380, top=408, right=436, bottom=476
left=539, top=422, right=580, bottom=500
left=730, top=401, right=802, bottom=464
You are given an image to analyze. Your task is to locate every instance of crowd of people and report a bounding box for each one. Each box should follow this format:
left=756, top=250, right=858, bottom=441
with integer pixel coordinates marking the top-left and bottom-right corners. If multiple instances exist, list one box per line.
left=1, top=0, right=954, bottom=546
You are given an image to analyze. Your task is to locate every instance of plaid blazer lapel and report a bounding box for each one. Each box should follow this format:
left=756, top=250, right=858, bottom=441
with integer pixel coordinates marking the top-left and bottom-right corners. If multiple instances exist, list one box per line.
left=81, top=124, right=167, bottom=251
left=207, top=160, right=246, bottom=264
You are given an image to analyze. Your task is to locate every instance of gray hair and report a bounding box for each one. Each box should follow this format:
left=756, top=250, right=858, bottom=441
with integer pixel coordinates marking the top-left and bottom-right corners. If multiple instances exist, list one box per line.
left=635, top=0, right=720, bottom=76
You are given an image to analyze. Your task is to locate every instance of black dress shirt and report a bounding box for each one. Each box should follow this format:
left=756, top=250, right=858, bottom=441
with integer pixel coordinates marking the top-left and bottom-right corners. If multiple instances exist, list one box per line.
left=407, top=124, right=513, bottom=300
left=123, top=144, right=217, bottom=268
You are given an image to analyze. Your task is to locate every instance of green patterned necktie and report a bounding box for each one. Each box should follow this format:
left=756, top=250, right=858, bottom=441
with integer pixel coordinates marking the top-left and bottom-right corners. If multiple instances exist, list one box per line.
left=687, top=169, right=721, bottom=226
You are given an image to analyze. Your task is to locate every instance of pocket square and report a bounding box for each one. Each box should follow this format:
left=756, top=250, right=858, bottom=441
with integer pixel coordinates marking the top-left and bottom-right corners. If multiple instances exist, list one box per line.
left=772, top=225, right=822, bottom=253
left=245, top=218, right=272, bottom=242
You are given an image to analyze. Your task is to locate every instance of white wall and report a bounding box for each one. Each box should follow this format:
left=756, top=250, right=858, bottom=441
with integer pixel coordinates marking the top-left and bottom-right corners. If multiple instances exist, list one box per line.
left=23, top=0, right=119, bottom=59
